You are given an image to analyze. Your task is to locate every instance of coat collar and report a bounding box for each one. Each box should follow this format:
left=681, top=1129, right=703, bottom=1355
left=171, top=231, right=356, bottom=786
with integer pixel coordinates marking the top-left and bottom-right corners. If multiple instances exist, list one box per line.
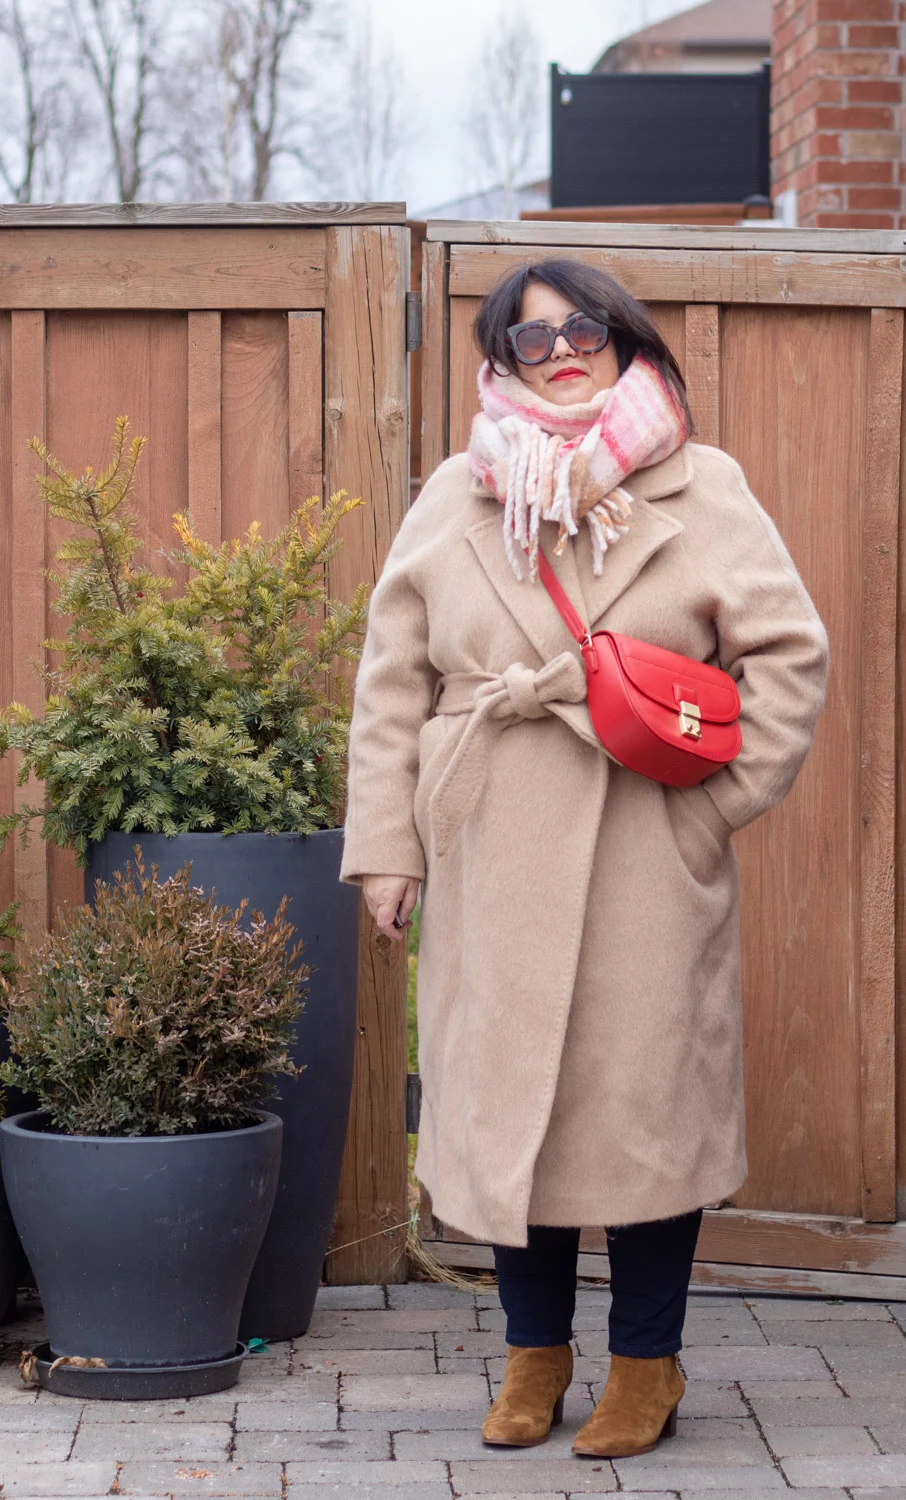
left=465, top=445, right=691, bottom=659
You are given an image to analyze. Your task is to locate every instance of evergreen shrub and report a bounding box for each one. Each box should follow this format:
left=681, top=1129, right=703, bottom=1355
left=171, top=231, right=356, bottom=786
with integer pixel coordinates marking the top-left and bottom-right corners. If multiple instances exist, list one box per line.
left=0, top=420, right=367, bottom=863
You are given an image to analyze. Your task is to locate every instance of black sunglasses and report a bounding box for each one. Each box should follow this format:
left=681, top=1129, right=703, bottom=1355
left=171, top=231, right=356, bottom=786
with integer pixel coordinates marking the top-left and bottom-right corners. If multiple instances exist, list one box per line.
left=506, top=311, right=610, bottom=366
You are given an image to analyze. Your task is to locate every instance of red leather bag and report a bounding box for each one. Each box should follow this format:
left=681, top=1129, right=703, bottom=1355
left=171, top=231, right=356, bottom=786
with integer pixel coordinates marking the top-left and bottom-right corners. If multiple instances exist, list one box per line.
left=537, top=552, right=742, bottom=787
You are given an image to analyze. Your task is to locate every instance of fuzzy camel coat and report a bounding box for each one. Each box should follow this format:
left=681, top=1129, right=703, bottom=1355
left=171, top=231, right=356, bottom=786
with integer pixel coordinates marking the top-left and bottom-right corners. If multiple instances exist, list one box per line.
left=340, top=442, right=829, bottom=1247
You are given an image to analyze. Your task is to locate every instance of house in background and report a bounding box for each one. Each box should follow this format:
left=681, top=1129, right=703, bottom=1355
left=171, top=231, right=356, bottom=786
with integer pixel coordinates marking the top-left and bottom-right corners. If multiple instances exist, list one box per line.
left=418, top=0, right=774, bottom=223
left=593, top=0, right=771, bottom=76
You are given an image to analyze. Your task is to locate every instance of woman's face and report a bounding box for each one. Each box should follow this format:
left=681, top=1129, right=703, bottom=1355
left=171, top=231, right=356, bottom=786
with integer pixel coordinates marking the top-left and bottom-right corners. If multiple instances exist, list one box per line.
left=513, top=282, right=621, bottom=406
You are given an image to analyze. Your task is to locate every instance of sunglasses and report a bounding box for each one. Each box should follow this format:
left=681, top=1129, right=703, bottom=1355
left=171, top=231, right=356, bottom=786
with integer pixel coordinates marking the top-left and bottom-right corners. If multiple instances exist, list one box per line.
left=506, top=310, right=610, bottom=366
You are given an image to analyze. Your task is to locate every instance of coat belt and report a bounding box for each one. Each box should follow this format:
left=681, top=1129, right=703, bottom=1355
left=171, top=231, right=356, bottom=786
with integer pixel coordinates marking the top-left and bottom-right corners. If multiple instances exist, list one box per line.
left=428, top=653, right=587, bottom=856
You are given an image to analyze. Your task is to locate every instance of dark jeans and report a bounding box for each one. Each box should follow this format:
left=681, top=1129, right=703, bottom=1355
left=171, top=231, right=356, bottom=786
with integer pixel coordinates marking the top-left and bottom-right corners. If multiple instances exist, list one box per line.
left=492, top=1209, right=703, bottom=1357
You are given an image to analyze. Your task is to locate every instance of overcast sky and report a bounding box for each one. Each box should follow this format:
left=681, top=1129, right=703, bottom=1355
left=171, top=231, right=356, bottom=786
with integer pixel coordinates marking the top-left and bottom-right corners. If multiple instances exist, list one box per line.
left=366, top=0, right=703, bottom=213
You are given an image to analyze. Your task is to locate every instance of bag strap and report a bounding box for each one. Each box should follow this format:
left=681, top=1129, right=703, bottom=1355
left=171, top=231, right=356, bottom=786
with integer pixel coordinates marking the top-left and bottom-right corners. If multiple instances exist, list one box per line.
left=536, top=551, right=599, bottom=672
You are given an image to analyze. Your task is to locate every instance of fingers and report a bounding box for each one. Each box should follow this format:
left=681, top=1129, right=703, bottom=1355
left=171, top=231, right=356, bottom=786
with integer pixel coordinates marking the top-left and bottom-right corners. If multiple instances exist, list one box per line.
left=362, top=875, right=419, bottom=942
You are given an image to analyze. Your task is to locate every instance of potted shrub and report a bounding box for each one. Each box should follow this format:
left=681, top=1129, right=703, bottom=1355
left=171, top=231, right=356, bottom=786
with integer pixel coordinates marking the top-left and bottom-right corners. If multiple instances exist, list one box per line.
left=0, top=422, right=365, bottom=1339
left=0, top=856, right=299, bottom=1397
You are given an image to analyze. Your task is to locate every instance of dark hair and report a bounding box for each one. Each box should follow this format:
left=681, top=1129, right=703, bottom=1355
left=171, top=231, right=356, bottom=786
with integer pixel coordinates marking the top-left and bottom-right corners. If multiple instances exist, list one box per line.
left=473, top=257, right=693, bottom=431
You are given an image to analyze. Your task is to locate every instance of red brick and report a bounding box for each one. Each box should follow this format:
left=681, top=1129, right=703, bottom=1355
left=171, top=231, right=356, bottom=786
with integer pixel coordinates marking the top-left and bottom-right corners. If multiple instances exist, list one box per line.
left=813, top=211, right=896, bottom=225
left=816, top=156, right=894, bottom=180
left=848, top=79, right=902, bottom=101
left=821, top=50, right=896, bottom=74
left=815, top=22, right=843, bottom=44
left=816, top=0, right=893, bottom=19
left=846, top=184, right=903, bottom=206
left=815, top=104, right=894, bottom=126
left=846, top=22, right=900, bottom=43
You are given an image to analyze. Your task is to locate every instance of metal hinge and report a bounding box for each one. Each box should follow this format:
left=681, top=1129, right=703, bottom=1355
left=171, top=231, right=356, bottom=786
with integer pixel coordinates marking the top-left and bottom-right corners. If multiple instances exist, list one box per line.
left=406, top=291, right=422, bottom=352
left=406, top=1072, right=422, bottom=1133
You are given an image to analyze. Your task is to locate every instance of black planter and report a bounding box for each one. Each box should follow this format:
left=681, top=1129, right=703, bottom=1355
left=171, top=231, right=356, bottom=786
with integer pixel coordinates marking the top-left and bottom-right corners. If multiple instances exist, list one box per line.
left=86, top=830, right=359, bottom=1341
left=0, top=1109, right=282, bottom=1370
left=0, top=1019, right=34, bottom=1324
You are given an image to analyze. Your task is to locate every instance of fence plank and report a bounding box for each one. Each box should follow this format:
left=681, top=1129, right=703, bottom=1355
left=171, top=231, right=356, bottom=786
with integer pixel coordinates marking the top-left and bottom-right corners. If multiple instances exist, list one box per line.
left=10, top=311, right=47, bottom=945
left=288, top=311, right=323, bottom=508
left=430, top=220, right=906, bottom=254
left=0, top=316, right=13, bottom=918
left=684, top=304, right=720, bottom=446
left=221, top=313, right=290, bottom=541
left=449, top=245, right=906, bottom=309
left=420, top=241, right=448, bottom=482
left=187, top=311, right=222, bottom=547
left=0, top=229, right=327, bottom=310
left=324, top=224, right=410, bottom=1284
left=859, top=307, right=901, bottom=1224
left=0, top=203, right=406, bottom=228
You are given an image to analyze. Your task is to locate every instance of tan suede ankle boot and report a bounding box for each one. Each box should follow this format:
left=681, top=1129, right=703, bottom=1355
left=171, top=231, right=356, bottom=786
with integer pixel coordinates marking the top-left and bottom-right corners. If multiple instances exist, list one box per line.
left=572, top=1352, right=685, bottom=1458
left=482, top=1343, right=574, bottom=1447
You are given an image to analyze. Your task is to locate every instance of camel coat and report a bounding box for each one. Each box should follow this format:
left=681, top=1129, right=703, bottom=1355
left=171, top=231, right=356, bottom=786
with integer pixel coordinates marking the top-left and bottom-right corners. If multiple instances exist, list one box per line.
left=340, top=442, right=829, bottom=1247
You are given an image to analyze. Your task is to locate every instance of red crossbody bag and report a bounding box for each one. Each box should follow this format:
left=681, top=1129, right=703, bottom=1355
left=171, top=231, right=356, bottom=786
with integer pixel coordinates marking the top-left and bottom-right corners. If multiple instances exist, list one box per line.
left=537, top=552, right=742, bottom=787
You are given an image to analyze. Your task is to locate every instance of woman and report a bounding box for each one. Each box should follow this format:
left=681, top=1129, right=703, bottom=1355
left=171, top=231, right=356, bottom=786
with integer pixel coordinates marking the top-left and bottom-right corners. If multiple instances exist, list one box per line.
left=339, top=260, right=828, bottom=1460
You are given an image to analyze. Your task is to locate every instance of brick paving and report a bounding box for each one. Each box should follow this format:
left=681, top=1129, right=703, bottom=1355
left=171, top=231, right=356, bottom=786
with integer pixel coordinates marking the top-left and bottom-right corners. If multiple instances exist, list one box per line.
left=1, top=1282, right=905, bottom=1498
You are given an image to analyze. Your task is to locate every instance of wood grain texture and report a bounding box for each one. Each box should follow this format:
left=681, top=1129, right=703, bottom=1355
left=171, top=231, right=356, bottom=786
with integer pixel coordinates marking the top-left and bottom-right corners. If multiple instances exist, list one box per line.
left=0, top=203, right=406, bottom=227
left=721, top=305, right=866, bottom=1219
left=187, top=311, right=222, bottom=546
left=898, top=326, right=906, bottom=1222
left=288, top=311, right=323, bottom=508
left=221, top=313, right=289, bottom=542
left=684, top=304, right=720, bottom=446
left=323, top=224, right=410, bottom=1284
left=429, top=220, right=906, bottom=254
left=859, top=308, right=902, bottom=1224
left=420, top=241, right=448, bottom=484
left=448, top=297, right=482, bottom=458
left=0, top=228, right=327, bottom=310
left=645, top=303, right=686, bottom=377
left=449, top=245, right=906, bottom=309
left=430, top=1239, right=906, bottom=1301
left=0, top=316, right=14, bottom=921
left=10, top=311, right=48, bottom=944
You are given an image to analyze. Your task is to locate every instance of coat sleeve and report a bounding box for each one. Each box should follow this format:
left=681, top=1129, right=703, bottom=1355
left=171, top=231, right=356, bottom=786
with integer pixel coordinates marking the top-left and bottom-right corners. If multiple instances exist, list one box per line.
left=700, top=457, right=829, bottom=833
left=338, top=506, right=439, bottom=885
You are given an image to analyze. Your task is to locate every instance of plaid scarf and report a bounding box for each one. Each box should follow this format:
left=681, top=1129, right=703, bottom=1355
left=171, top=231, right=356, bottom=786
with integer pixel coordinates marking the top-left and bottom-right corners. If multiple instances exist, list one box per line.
left=467, top=354, right=689, bottom=580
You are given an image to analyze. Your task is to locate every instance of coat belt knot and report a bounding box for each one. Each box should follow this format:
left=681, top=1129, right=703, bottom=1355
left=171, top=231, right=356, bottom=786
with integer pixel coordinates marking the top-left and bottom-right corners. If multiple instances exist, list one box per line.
left=428, top=652, right=586, bottom=856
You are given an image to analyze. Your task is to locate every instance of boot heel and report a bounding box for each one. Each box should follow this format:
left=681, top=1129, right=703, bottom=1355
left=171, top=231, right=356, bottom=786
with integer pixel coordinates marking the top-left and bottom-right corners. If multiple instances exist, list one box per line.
left=551, top=1392, right=565, bottom=1426
left=661, top=1404, right=678, bottom=1439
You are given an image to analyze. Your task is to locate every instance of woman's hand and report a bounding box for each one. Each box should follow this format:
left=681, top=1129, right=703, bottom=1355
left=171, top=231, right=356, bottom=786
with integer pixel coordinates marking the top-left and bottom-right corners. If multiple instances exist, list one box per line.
left=362, top=874, right=421, bottom=942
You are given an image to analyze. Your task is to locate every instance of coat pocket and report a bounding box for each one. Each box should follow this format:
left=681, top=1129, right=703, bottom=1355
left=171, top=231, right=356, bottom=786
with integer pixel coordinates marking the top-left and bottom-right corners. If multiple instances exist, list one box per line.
left=665, top=781, right=733, bottom=886
left=413, top=715, right=451, bottom=848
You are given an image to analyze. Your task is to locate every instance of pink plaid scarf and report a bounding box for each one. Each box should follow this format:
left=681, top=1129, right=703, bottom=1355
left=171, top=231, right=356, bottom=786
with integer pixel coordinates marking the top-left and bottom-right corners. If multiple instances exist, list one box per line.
left=467, top=354, right=689, bottom=581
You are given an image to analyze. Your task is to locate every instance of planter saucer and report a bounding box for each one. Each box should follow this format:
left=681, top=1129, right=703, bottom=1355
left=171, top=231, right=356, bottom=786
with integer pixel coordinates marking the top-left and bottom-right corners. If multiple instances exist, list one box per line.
left=30, top=1342, right=247, bottom=1400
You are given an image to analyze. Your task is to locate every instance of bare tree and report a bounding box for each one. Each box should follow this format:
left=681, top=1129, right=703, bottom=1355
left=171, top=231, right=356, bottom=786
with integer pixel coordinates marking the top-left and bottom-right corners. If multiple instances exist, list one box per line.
left=171, top=0, right=334, bottom=202
left=0, top=0, right=91, bottom=202
left=69, top=0, right=175, bottom=202
left=332, top=12, right=408, bottom=200
left=463, top=7, right=544, bottom=218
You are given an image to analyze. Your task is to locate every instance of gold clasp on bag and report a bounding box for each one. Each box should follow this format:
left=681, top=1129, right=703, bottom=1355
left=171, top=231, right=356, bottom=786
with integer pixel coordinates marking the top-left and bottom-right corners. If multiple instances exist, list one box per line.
left=678, top=701, right=702, bottom=740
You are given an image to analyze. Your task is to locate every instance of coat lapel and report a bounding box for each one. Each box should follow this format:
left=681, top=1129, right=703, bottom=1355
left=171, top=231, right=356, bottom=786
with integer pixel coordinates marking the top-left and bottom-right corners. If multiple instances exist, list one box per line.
left=466, top=445, right=693, bottom=656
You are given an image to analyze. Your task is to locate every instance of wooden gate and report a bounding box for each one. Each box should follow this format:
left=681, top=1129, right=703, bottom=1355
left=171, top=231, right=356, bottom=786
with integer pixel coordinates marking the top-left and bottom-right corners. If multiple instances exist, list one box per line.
left=0, top=203, right=411, bottom=1284
left=418, top=220, right=906, bottom=1298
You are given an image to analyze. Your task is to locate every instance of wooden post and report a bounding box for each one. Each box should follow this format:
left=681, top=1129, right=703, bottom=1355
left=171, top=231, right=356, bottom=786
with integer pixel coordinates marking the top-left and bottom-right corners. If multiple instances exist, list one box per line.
left=859, top=307, right=901, bottom=1224
left=323, top=224, right=410, bottom=1283
left=10, top=311, right=48, bottom=947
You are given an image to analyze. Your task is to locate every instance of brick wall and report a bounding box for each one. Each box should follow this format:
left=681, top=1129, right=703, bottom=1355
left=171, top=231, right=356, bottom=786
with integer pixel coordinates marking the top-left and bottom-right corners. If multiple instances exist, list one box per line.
left=772, top=0, right=905, bottom=228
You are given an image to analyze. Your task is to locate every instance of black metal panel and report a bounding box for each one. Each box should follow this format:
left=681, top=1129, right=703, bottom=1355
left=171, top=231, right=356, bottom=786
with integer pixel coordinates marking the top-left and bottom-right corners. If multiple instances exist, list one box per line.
left=551, top=63, right=771, bottom=208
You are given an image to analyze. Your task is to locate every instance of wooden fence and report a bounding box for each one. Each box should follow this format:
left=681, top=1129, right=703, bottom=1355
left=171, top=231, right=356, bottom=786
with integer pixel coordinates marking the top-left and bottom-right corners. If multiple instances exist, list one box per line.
left=4, top=208, right=906, bottom=1294
left=0, top=203, right=410, bottom=1284
left=418, top=220, right=906, bottom=1298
